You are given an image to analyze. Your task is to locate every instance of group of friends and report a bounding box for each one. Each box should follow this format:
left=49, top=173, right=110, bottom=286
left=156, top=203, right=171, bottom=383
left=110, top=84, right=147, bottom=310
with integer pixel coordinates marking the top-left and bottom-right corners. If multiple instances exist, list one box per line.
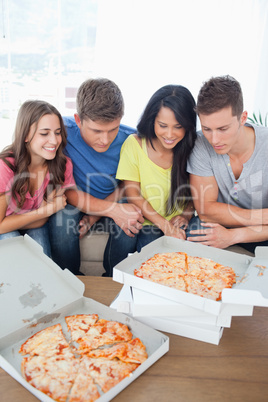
left=0, top=75, right=268, bottom=276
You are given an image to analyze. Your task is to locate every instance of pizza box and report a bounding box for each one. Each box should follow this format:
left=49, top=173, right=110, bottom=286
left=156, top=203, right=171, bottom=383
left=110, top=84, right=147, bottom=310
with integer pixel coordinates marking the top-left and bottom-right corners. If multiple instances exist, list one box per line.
left=113, top=236, right=268, bottom=316
left=0, top=235, right=169, bottom=402
left=120, top=286, right=234, bottom=327
left=131, top=286, right=254, bottom=318
left=110, top=285, right=224, bottom=345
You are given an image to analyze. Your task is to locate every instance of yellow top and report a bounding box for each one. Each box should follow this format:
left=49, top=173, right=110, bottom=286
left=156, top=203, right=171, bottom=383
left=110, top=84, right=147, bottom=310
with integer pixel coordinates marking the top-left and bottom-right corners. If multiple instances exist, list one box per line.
left=116, top=134, right=184, bottom=226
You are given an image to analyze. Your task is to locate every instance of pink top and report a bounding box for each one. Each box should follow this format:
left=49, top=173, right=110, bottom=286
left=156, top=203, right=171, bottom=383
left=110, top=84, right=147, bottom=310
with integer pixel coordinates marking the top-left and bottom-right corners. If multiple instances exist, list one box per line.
left=0, top=156, right=75, bottom=216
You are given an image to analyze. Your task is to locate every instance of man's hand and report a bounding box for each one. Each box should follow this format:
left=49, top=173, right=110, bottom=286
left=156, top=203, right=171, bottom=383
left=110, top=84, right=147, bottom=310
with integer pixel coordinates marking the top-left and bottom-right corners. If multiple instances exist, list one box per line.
left=187, top=222, right=235, bottom=248
left=110, top=203, right=144, bottom=237
left=79, top=215, right=100, bottom=239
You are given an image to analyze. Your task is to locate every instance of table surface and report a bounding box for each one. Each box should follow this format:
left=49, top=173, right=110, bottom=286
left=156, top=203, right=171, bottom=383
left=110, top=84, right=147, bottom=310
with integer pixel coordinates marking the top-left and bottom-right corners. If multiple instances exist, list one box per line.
left=1, top=276, right=268, bottom=402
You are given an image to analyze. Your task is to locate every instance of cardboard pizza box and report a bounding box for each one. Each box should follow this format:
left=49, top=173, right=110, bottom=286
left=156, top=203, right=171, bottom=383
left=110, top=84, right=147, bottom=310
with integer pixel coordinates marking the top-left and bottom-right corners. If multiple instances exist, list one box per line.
left=111, top=285, right=233, bottom=327
left=113, top=236, right=268, bottom=316
left=131, top=287, right=253, bottom=320
left=110, top=285, right=224, bottom=345
left=0, top=235, right=169, bottom=402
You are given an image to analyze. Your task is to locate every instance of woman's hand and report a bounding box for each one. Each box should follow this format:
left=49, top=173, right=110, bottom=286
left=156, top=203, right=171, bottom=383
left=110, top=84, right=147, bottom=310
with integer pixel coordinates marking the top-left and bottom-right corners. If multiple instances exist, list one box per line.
left=164, top=220, right=186, bottom=240
left=169, top=214, right=189, bottom=229
left=41, top=189, right=67, bottom=216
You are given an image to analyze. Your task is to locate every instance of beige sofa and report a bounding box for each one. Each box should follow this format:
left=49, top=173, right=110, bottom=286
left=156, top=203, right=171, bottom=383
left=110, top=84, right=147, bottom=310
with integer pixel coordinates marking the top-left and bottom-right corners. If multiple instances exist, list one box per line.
left=79, top=230, right=254, bottom=276
left=80, top=231, right=108, bottom=276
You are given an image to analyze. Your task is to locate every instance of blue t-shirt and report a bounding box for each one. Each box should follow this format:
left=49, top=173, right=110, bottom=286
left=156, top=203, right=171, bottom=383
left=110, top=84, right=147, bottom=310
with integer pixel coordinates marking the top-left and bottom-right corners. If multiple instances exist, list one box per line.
left=63, top=116, right=135, bottom=199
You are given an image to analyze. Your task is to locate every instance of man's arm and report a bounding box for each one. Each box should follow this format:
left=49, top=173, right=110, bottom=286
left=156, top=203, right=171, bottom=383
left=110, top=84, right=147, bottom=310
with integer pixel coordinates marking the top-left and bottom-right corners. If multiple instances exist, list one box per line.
left=65, top=187, right=144, bottom=237
left=77, top=182, right=125, bottom=238
left=190, top=174, right=268, bottom=227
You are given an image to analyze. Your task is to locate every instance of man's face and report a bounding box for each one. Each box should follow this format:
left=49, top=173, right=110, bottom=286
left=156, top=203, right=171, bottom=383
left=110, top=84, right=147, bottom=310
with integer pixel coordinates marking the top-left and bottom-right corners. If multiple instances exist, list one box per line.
left=74, top=114, right=121, bottom=153
left=199, top=106, right=247, bottom=155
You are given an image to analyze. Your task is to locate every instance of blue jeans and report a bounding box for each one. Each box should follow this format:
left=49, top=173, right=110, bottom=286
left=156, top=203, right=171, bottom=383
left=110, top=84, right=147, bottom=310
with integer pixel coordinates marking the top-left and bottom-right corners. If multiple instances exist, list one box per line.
left=103, top=224, right=164, bottom=277
left=0, top=222, right=51, bottom=257
left=49, top=204, right=111, bottom=275
left=49, top=204, right=83, bottom=275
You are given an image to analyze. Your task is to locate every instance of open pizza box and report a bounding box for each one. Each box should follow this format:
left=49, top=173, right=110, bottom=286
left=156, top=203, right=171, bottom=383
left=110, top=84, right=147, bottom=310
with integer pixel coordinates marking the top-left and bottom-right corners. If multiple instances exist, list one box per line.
left=110, top=285, right=224, bottom=345
left=113, top=236, right=268, bottom=317
left=0, top=235, right=169, bottom=402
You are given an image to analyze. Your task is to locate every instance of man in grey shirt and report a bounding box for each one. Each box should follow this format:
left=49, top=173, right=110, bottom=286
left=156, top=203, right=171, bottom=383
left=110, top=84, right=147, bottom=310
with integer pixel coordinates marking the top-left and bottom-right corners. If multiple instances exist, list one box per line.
left=187, top=75, right=268, bottom=254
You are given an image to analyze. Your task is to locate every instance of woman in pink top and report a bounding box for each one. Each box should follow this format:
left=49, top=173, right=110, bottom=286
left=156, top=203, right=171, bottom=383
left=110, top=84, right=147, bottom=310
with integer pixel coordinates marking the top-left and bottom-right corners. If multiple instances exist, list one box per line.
left=0, top=100, right=75, bottom=256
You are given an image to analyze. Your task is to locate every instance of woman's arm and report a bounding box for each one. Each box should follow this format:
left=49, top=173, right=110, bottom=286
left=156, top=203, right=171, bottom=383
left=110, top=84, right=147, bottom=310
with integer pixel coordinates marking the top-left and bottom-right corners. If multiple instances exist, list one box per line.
left=124, top=180, right=185, bottom=239
left=0, top=190, right=67, bottom=234
left=169, top=200, right=195, bottom=229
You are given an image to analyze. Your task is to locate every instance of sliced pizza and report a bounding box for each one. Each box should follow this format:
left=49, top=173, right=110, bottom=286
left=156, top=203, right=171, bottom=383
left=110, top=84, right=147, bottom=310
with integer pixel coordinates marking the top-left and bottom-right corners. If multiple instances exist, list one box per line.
left=87, top=337, right=148, bottom=364
left=68, top=361, right=100, bottom=402
left=75, top=319, right=133, bottom=354
left=21, top=354, right=79, bottom=402
left=19, top=315, right=147, bottom=402
left=65, top=314, right=99, bottom=342
left=19, top=324, right=73, bottom=358
left=80, top=356, right=139, bottom=393
left=134, top=252, right=236, bottom=300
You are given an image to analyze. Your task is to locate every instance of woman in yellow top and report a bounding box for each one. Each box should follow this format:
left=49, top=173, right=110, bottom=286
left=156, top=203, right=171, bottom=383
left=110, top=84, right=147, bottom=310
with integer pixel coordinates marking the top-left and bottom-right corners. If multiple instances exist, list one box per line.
left=103, top=84, right=197, bottom=276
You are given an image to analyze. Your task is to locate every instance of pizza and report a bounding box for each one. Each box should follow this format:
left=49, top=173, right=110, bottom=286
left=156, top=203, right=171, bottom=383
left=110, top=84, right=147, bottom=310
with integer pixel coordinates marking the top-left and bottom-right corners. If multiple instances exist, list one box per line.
left=134, top=252, right=236, bottom=301
left=66, top=316, right=133, bottom=354
left=19, top=314, right=148, bottom=402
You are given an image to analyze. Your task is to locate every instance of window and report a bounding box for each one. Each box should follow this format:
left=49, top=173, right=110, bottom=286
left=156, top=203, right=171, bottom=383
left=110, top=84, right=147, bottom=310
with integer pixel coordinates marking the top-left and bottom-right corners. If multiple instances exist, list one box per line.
left=0, top=0, right=98, bottom=149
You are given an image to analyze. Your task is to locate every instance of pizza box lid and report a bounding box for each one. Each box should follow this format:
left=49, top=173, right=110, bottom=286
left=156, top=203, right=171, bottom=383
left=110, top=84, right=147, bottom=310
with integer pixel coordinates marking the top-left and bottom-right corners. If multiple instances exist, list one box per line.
left=0, top=235, right=84, bottom=338
left=110, top=285, right=224, bottom=345
left=0, top=235, right=169, bottom=402
left=113, top=236, right=268, bottom=315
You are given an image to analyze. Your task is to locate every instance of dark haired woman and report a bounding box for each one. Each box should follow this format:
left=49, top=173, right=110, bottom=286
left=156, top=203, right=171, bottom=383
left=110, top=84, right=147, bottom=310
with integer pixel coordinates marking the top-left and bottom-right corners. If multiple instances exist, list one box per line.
left=0, top=100, right=75, bottom=256
left=103, top=84, right=197, bottom=276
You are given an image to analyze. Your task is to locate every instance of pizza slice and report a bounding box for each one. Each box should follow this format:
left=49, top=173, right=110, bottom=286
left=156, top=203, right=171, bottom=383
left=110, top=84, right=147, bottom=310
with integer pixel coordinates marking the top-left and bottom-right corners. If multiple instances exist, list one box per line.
left=21, top=354, right=79, bottom=402
left=68, top=361, right=100, bottom=402
left=75, top=319, right=133, bottom=354
left=65, top=314, right=99, bottom=342
left=87, top=337, right=148, bottom=364
left=80, top=356, right=139, bottom=393
left=19, top=324, right=73, bottom=358
left=135, top=252, right=186, bottom=279
left=185, top=270, right=234, bottom=301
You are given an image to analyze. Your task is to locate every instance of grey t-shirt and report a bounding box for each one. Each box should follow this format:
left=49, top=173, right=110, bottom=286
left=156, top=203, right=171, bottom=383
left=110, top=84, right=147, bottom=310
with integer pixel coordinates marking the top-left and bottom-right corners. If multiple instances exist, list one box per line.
left=187, top=124, right=268, bottom=209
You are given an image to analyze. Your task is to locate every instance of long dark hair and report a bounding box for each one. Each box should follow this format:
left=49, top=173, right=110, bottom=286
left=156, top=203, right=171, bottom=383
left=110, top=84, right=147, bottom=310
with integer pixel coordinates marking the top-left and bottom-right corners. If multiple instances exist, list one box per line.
left=137, top=84, right=197, bottom=214
left=0, top=100, right=67, bottom=209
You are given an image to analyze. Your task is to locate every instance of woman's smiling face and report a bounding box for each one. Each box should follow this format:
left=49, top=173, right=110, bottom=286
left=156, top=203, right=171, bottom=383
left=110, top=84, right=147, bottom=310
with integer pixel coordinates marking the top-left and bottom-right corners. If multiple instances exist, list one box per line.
left=26, top=114, right=62, bottom=162
left=154, top=106, right=186, bottom=150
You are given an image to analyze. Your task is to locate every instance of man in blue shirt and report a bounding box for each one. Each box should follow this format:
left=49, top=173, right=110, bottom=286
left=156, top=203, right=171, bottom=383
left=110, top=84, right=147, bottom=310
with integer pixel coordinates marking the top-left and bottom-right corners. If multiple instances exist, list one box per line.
left=49, top=78, right=144, bottom=275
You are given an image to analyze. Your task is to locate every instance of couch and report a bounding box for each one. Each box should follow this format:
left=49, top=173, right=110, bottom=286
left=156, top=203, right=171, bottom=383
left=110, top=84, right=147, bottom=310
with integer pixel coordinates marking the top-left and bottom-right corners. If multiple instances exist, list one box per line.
left=79, top=230, right=254, bottom=276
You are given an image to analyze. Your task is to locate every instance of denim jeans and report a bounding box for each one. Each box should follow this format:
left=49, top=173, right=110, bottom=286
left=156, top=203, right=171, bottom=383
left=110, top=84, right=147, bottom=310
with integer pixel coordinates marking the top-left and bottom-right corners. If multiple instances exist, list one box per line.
left=0, top=222, right=51, bottom=257
left=103, top=224, right=164, bottom=277
left=49, top=204, right=83, bottom=275
left=49, top=204, right=111, bottom=275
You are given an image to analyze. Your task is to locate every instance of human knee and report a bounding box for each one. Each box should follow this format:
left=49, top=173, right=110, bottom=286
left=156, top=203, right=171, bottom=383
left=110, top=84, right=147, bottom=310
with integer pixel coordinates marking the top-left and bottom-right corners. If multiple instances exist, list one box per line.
left=49, top=204, right=82, bottom=238
left=0, top=230, right=20, bottom=240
